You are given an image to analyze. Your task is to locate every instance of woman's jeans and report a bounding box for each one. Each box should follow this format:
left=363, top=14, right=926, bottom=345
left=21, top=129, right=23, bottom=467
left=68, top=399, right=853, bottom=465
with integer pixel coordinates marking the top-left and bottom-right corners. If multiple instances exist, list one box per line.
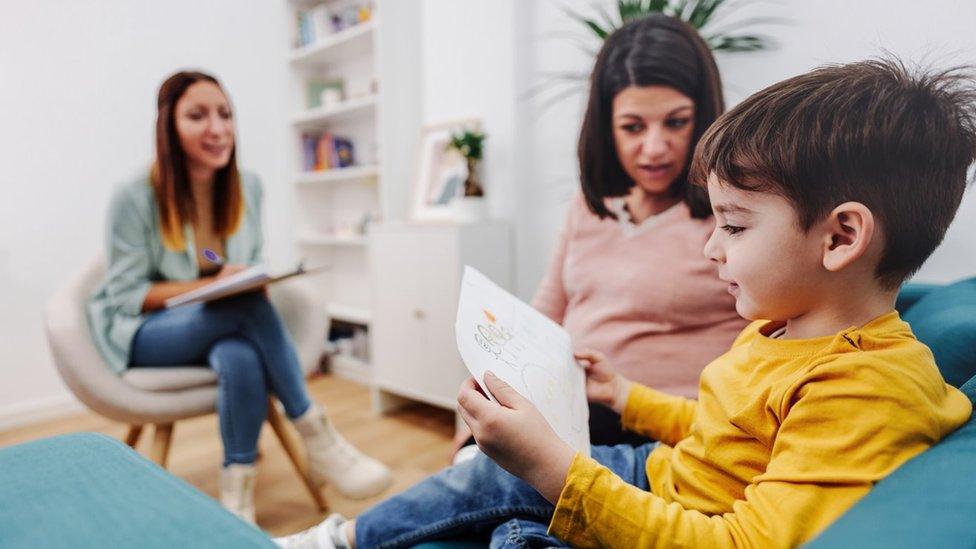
left=355, top=443, right=657, bottom=549
left=129, top=292, right=313, bottom=465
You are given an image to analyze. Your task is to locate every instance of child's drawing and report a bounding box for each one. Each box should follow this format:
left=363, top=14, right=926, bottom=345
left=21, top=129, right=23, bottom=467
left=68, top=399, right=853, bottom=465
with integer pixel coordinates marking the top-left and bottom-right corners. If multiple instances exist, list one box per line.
left=456, top=267, right=590, bottom=455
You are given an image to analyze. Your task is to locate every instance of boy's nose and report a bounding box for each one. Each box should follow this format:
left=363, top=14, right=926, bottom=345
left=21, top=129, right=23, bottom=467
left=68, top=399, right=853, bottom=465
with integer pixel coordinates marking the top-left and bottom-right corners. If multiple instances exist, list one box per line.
left=703, top=230, right=724, bottom=263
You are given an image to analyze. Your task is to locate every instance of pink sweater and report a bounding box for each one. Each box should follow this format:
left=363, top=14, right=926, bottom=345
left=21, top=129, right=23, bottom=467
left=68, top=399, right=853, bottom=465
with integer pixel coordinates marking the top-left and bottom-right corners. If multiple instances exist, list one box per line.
left=533, top=194, right=747, bottom=397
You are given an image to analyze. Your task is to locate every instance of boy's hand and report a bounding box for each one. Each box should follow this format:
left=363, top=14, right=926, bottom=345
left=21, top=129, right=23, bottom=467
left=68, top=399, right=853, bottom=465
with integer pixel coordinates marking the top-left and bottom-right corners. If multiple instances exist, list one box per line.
left=575, top=350, right=633, bottom=415
left=456, top=372, right=576, bottom=503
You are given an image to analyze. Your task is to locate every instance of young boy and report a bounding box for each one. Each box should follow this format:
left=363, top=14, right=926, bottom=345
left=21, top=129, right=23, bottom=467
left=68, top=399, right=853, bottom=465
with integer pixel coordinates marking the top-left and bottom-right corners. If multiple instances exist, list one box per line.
left=277, top=58, right=974, bottom=548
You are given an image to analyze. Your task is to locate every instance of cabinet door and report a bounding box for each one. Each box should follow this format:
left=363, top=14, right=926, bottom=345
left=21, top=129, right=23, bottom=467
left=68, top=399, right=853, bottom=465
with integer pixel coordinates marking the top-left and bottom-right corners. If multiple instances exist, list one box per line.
left=369, top=228, right=426, bottom=399
left=415, top=230, right=468, bottom=408
left=370, top=224, right=509, bottom=410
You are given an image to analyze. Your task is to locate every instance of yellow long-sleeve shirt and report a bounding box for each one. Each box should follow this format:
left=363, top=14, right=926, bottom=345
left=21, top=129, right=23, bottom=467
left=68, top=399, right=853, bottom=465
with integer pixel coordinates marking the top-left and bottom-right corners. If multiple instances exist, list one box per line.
left=549, top=311, right=971, bottom=548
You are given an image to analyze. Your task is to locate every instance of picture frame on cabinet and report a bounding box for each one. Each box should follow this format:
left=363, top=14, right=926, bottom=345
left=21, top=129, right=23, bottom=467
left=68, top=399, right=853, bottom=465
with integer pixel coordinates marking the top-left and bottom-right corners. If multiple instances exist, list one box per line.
left=409, top=118, right=481, bottom=222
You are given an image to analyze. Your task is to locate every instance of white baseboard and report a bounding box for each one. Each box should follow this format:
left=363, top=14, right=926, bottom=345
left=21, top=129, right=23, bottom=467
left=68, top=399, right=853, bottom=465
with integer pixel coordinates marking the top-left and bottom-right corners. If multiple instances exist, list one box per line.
left=0, top=394, right=85, bottom=432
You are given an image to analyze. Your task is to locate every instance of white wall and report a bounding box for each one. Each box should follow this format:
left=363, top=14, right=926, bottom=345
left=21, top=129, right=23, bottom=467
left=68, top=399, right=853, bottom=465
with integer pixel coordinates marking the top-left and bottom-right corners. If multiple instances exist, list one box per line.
left=519, top=0, right=976, bottom=294
left=419, top=0, right=522, bottom=244
left=0, top=0, right=294, bottom=427
left=4, top=0, right=976, bottom=428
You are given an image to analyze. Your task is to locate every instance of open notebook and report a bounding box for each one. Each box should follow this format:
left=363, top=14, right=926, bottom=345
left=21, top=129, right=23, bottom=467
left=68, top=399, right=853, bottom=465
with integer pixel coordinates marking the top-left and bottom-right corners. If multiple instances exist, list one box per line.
left=164, top=262, right=327, bottom=308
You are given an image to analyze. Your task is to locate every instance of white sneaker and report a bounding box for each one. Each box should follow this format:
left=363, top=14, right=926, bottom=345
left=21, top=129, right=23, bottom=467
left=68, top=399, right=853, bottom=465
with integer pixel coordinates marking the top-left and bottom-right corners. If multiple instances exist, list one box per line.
left=220, top=463, right=257, bottom=524
left=274, top=513, right=348, bottom=549
left=452, top=444, right=482, bottom=465
left=293, top=404, right=393, bottom=499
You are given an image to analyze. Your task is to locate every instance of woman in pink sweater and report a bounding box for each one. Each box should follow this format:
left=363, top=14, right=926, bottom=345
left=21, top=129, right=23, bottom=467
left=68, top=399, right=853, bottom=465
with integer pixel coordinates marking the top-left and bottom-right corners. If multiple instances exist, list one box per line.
left=541, top=15, right=747, bottom=445
left=453, top=16, right=746, bottom=455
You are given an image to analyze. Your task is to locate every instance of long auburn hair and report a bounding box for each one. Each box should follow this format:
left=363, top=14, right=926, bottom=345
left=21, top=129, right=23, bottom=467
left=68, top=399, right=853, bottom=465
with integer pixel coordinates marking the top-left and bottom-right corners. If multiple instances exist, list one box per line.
left=578, top=14, right=724, bottom=219
left=152, top=70, right=243, bottom=251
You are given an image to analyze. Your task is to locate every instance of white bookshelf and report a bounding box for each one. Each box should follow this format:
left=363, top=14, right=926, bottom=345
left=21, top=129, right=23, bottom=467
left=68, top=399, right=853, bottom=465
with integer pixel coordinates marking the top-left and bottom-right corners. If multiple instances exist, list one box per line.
left=294, top=164, right=378, bottom=185
left=289, top=20, right=376, bottom=66
left=326, top=302, right=372, bottom=325
left=291, top=94, right=377, bottom=127
left=286, top=0, right=422, bottom=383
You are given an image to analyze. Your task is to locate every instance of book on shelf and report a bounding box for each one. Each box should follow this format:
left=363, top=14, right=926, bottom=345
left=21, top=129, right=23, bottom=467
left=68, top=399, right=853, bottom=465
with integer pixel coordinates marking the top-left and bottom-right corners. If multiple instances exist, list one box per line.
left=315, top=132, right=334, bottom=170
left=296, top=2, right=372, bottom=48
left=303, top=133, right=356, bottom=172
left=297, top=5, right=334, bottom=47
left=301, top=134, right=317, bottom=171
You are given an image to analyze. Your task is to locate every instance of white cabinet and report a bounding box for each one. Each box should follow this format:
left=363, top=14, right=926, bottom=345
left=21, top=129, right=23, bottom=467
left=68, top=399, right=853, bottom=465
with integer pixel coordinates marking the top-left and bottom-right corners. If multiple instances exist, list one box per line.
left=369, top=221, right=512, bottom=412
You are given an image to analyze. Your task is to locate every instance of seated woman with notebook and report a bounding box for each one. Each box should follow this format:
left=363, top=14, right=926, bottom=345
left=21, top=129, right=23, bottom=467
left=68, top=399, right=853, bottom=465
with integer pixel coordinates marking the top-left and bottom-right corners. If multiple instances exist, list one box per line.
left=86, top=70, right=392, bottom=524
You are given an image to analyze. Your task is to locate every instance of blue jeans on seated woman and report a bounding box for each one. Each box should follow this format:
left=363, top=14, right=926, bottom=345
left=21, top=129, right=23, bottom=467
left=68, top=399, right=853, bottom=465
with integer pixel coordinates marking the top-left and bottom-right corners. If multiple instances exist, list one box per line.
left=355, top=442, right=656, bottom=548
left=129, top=292, right=312, bottom=465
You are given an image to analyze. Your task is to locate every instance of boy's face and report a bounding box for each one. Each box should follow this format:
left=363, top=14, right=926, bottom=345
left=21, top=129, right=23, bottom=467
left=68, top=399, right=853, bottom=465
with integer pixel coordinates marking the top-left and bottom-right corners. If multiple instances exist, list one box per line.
left=703, top=174, right=826, bottom=322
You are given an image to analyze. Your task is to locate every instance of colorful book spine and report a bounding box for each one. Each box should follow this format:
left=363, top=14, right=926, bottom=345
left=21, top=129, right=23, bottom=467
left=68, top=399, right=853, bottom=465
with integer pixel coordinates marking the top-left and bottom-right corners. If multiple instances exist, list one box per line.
left=316, top=133, right=334, bottom=171
left=333, top=137, right=355, bottom=168
left=302, top=134, right=357, bottom=172
left=301, top=134, right=317, bottom=171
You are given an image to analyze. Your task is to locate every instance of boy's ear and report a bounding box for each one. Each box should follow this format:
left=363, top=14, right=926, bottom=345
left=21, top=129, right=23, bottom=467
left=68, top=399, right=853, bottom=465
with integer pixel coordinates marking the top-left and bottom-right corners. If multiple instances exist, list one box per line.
left=821, top=202, right=876, bottom=273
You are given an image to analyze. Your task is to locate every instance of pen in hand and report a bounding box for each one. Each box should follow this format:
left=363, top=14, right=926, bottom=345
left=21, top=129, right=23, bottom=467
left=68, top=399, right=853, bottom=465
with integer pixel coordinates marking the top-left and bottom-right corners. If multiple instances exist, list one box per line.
left=203, top=248, right=225, bottom=267
left=203, top=248, right=256, bottom=292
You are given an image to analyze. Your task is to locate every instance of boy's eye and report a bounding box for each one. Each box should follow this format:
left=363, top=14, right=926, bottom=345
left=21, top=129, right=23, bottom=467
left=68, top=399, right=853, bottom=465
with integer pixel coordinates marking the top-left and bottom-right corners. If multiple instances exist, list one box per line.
left=720, top=224, right=745, bottom=235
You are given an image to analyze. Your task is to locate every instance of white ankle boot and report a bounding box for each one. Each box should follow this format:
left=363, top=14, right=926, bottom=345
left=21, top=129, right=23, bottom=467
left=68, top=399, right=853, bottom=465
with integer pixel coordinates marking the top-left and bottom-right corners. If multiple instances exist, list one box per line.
left=293, top=404, right=393, bottom=499
left=220, top=463, right=257, bottom=524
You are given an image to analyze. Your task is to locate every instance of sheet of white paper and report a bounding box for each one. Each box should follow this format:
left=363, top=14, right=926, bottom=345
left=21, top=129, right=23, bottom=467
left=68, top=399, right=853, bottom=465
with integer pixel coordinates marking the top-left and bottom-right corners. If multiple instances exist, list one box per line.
left=455, top=266, right=590, bottom=456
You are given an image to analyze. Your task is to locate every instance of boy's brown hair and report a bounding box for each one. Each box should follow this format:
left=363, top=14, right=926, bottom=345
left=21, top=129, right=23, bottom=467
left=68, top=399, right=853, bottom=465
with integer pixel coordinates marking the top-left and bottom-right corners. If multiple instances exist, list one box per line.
left=690, top=58, right=976, bottom=288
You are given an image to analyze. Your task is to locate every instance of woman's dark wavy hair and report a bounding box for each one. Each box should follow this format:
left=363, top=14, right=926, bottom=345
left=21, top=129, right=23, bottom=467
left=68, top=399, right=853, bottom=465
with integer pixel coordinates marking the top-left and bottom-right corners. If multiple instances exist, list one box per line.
left=578, top=13, right=724, bottom=219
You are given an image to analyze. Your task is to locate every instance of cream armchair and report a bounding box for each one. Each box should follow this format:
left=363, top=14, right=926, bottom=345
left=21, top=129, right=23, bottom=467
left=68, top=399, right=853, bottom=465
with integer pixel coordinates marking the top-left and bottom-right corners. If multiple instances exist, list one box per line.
left=44, top=256, right=329, bottom=511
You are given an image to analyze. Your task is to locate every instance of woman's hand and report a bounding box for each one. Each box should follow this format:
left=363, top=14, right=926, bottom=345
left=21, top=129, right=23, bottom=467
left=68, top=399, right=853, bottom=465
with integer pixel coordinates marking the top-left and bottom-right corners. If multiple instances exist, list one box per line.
left=216, top=264, right=248, bottom=279
left=141, top=265, right=247, bottom=312
left=456, top=373, right=576, bottom=504
left=575, top=350, right=633, bottom=415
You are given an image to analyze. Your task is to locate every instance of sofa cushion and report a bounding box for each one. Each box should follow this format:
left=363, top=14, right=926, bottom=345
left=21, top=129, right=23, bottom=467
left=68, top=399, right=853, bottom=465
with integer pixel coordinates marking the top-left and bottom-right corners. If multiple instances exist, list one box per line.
left=901, top=277, right=976, bottom=388
left=0, top=433, right=273, bottom=547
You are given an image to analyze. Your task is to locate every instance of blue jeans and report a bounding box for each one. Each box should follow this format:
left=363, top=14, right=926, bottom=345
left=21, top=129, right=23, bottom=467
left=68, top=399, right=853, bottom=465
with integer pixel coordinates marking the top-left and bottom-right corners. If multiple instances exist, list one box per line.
left=355, top=443, right=657, bottom=548
left=129, top=292, right=313, bottom=465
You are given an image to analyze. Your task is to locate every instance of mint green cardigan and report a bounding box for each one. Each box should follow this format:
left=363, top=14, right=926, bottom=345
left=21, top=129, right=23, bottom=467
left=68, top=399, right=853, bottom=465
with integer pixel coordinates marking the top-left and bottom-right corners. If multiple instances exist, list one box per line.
left=86, top=172, right=265, bottom=374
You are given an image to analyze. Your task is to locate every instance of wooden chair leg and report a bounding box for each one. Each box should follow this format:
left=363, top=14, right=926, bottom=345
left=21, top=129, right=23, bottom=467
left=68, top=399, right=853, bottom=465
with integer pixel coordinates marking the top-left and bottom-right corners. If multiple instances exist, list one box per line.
left=124, top=425, right=143, bottom=448
left=149, top=423, right=174, bottom=468
left=266, top=398, right=328, bottom=512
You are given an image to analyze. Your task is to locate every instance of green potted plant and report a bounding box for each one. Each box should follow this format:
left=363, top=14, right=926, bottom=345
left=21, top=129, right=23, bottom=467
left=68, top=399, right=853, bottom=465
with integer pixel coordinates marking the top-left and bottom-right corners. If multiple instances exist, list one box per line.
left=446, top=127, right=487, bottom=221
left=568, top=0, right=781, bottom=51
left=532, top=0, right=786, bottom=108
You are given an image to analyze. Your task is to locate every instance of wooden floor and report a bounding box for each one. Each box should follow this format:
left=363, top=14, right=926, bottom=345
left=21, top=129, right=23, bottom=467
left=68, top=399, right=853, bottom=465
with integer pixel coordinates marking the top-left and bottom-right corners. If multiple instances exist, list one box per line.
left=0, top=374, right=456, bottom=537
